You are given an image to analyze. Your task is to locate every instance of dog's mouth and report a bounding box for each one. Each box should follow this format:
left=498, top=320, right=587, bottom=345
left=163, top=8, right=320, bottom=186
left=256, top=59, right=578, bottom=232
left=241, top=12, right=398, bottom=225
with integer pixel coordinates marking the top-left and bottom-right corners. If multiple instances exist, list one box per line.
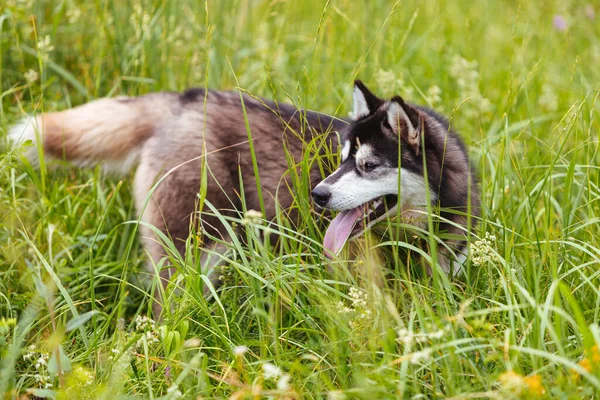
left=323, top=195, right=398, bottom=258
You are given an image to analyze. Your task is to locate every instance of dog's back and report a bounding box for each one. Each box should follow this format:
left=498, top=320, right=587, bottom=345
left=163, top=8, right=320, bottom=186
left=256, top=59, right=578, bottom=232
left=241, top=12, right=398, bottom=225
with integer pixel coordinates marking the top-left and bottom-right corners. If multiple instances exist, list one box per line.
left=9, top=88, right=346, bottom=315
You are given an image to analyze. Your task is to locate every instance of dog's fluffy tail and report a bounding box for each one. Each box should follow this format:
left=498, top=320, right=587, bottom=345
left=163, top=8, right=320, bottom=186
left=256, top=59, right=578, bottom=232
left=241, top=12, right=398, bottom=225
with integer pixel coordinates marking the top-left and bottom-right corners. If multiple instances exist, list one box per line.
left=8, top=94, right=175, bottom=174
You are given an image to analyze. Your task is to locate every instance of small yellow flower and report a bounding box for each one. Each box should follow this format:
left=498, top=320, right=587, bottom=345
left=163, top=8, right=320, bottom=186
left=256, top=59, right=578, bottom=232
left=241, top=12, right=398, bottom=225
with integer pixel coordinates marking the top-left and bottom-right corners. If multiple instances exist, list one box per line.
left=523, top=374, right=545, bottom=396
left=591, top=345, right=600, bottom=364
left=498, top=370, right=545, bottom=397
left=575, top=345, right=600, bottom=375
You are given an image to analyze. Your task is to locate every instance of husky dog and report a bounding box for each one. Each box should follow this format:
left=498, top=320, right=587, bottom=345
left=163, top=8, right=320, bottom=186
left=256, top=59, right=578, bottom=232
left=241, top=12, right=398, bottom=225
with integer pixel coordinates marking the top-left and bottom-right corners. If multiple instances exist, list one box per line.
left=312, top=81, right=479, bottom=273
left=9, top=80, right=477, bottom=315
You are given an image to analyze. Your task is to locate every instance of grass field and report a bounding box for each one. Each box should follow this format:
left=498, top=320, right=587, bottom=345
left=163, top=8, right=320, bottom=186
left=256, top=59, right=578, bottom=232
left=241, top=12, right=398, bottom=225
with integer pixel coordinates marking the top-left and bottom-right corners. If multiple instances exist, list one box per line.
left=2, top=0, right=600, bottom=398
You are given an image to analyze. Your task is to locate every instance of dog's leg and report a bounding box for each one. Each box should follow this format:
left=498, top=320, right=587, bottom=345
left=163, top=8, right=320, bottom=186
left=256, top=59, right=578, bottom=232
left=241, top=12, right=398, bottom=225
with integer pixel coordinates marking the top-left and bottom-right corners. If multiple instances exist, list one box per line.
left=138, top=231, right=175, bottom=321
left=134, top=140, right=238, bottom=319
left=200, top=240, right=231, bottom=296
left=135, top=158, right=197, bottom=320
left=436, top=242, right=468, bottom=277
left=142, top=233, right=230, bottom=320
left=437, top=212, right=472, bottom=277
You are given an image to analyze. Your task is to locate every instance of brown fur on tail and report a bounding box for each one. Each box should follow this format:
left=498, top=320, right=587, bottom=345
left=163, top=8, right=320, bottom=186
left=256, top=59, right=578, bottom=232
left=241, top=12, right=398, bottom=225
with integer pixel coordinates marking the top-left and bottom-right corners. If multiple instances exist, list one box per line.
left=9, top=93, right=176, bottom=174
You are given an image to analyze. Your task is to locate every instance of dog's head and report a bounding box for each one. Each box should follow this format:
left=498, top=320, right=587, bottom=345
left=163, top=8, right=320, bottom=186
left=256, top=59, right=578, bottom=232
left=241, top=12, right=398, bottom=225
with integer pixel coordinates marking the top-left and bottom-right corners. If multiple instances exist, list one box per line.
left=313, top=80, right=433, bottom=257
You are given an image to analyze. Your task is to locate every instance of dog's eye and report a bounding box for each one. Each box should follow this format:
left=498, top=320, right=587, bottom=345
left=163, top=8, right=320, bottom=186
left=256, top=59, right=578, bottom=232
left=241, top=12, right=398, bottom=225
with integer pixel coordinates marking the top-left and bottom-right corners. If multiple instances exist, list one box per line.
left=364, top=162, right=378, bottom=172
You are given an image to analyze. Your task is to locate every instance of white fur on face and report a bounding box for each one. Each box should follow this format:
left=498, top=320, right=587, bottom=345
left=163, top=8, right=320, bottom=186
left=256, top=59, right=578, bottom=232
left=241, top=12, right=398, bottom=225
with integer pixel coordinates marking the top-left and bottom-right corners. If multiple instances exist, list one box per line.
left=340, top=140, right=351, bottom=162
left=353, top=86, right=370, bottom=119
left=354, top=142, right=374, bottom=165
left=319, top=166, right=435, bottom=211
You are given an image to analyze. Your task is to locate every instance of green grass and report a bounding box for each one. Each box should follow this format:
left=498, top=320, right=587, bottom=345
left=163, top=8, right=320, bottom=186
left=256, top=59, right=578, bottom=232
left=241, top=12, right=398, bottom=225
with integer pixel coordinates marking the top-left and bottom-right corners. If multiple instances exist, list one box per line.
left=2, top=0, right=600, bottom=398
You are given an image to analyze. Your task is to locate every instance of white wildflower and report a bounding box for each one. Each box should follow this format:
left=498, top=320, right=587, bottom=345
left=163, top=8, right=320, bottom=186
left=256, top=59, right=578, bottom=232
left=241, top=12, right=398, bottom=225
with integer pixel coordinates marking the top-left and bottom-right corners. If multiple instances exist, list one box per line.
left=397, top=325, right=450, bottom=346
left=22, top=345, right=53, bottom=390
left=375, top=69, right=414, bottom=98
left=37, top=35, right=54, bottom=52
left=397, top=328, right=415, bottom=345
left=262, top=362, right=282, bottom=380
left=338, top=287, right=373, bottom=329
left=416, top=335, right=429, bottom=344
left=429, top=329, right=446, bottom=340
left=66, top=7, right=81, bottom=24
left=375, top=69, right=397, bottom=94
left=426, top=85, right=442, bottom=106
left=337, top=301, right=353, bottom=314
left=35, top=355, right=48, bottom=369
left=135, top=315, right=157, bottom=331
left=277, top=373, right=292, bottom=390
left=449, top=55, right=491, bottom=118
left=241, top=209, right=263, bottom=226
left=349, top=287, right=368, bottom=308
left=397, top=77, right=414, bottom=98
left=233, top=345, right=248, bottom=356
left=23, top=345, right=37, bottom=360
left=410, top=348, right=432, bottom=364
left=33, top=369, right=52, bottom=389
left=470, top=232, right=499, bottom=267
left=37, top=35, right=54, bottom=61
left=24, top=69, right=38, bottom=83
left=134, top=315, right=161, bottom=349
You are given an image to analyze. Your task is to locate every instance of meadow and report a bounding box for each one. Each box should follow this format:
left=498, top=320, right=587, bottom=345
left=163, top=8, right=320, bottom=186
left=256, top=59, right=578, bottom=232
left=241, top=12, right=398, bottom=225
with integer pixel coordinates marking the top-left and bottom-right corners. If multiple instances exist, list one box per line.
left=1, top=0, right=600, bottom=398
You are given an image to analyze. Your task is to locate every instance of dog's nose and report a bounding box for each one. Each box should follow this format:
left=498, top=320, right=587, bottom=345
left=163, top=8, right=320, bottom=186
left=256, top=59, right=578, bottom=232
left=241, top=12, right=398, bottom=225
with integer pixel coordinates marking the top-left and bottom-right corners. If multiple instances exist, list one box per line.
left=311, top=186, right=331, bottom=207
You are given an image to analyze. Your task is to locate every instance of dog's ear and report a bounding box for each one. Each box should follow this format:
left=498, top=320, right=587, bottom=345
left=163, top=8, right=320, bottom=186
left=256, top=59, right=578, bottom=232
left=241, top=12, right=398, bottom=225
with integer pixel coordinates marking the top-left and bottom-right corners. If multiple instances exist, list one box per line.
left=353, top=80, right=383, bottom=119
left=388, top=96, right=422, bottom=156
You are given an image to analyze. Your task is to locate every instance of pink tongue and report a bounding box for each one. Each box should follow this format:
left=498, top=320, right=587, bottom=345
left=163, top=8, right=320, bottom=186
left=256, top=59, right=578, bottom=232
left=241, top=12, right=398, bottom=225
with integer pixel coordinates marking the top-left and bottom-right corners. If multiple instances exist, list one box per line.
left=323, top=207, right=363, bottom=258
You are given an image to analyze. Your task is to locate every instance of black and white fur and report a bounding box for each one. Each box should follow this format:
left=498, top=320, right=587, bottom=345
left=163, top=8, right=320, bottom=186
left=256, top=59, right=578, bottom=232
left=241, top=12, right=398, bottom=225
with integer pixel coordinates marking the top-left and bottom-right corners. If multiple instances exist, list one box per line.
left=312, top=81, right=479, bottom=275
left=8, top=79, right=478, bottom=318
